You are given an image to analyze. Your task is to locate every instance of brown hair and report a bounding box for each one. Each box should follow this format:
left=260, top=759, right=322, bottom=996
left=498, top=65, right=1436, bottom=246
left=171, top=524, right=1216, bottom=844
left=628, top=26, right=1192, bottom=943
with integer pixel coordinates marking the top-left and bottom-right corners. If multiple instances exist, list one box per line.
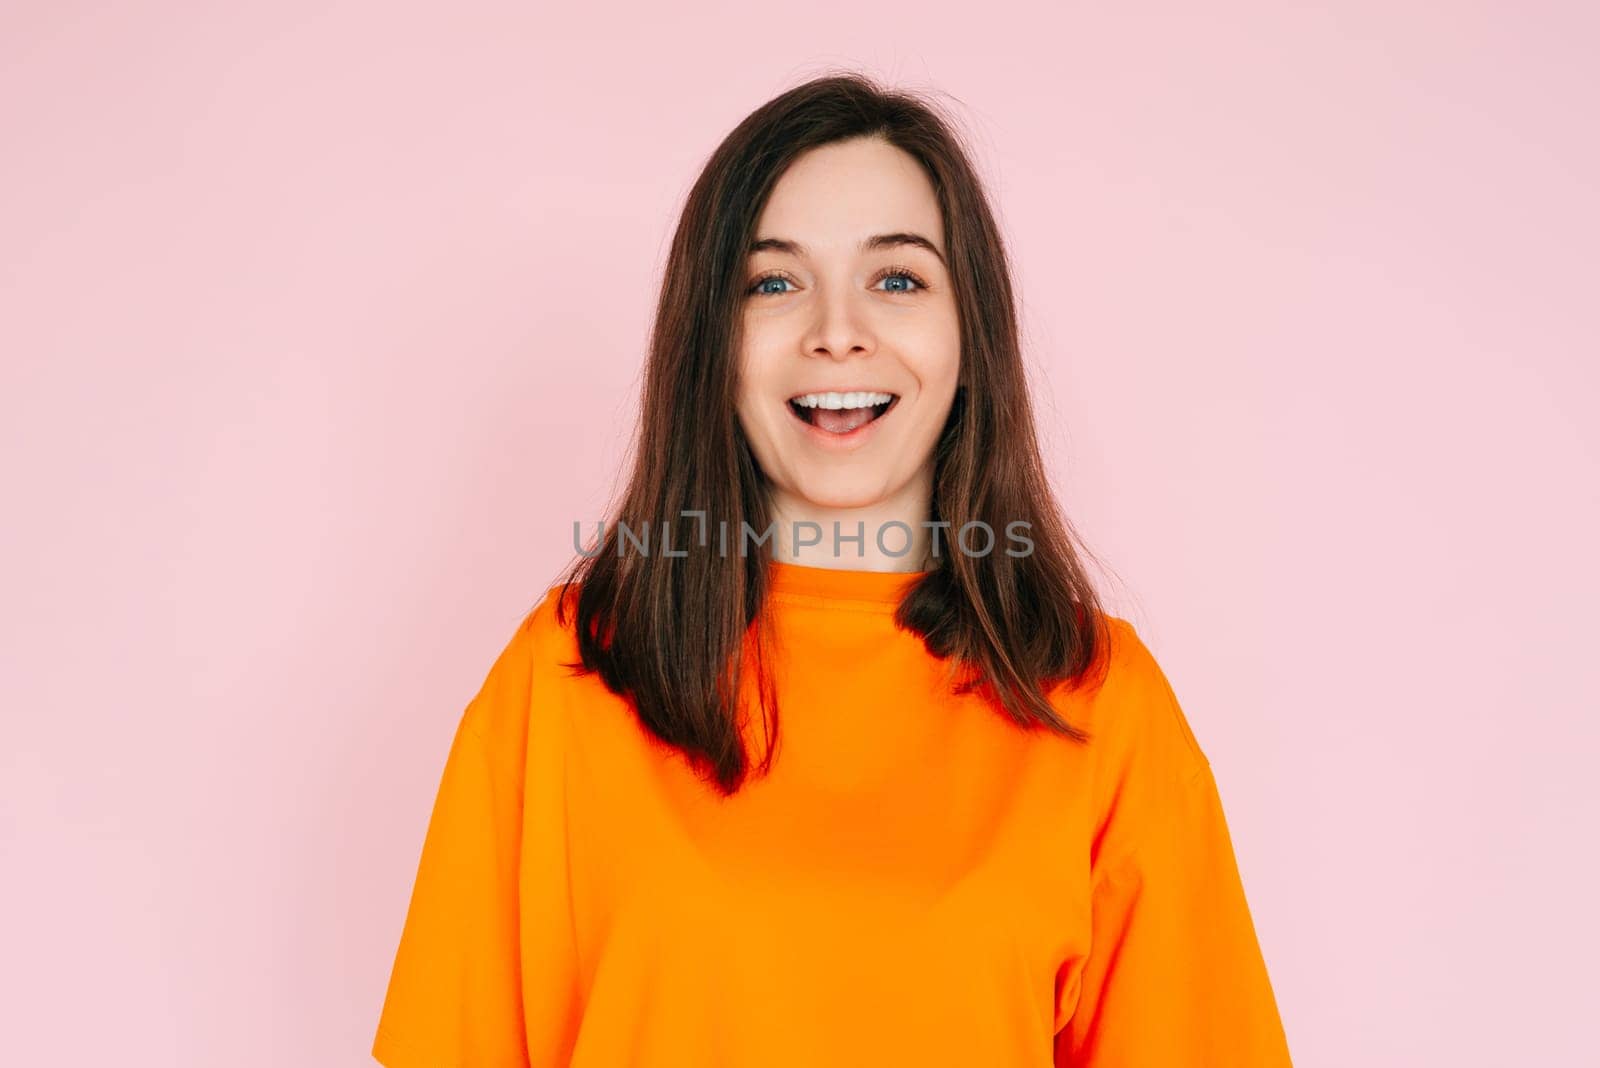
left=549, top=71, right=1114, bottom=795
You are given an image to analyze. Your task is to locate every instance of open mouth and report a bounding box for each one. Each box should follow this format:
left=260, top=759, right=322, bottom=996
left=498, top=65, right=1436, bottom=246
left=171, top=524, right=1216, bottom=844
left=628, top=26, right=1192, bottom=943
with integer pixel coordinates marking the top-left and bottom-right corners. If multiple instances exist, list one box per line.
left=787, top=392, right=899, bottom=435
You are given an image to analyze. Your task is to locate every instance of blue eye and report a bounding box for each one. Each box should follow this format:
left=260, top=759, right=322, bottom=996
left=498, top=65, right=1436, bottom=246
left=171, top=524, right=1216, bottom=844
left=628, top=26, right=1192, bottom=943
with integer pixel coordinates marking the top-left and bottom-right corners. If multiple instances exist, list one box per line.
left=873, top=265, right=931, bottom=293
left=751, top=274, right=793, bottom=296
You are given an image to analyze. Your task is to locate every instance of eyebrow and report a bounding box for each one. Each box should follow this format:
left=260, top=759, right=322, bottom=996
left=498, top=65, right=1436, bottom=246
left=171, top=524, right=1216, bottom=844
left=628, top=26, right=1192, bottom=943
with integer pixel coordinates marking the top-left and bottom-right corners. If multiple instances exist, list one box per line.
left=748, top=231, right=947, bottom=266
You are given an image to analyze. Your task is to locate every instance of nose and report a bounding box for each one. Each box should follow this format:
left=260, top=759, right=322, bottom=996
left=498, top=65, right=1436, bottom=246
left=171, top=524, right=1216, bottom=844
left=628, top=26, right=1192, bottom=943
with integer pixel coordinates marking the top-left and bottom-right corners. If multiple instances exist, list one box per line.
left=801, top=285, right=877, bottom=361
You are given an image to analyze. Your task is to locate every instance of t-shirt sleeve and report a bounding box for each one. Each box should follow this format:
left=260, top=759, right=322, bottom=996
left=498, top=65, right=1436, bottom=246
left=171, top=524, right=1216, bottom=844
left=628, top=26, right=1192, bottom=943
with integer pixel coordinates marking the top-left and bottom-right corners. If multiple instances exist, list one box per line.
left=371, top=598, right=581, bottom=1067
left=1054, top=621, right=1292, bottom=1066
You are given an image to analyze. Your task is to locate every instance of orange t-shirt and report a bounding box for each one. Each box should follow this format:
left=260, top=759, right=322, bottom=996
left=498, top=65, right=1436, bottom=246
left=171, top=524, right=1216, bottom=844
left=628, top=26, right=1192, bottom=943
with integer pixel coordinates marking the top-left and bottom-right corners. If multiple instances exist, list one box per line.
left=372, top=560, right=1292, bottom=1066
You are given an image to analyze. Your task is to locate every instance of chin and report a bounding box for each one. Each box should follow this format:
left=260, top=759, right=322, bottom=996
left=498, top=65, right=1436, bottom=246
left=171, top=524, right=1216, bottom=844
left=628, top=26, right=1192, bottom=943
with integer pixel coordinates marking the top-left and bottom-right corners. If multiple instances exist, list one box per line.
left=787, top=476, right=893, bottom=512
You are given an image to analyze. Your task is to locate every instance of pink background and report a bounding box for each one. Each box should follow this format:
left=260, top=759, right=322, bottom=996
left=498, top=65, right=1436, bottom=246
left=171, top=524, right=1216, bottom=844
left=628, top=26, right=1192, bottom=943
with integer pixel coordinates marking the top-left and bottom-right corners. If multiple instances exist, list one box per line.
left=3, top=3, right=1596, bottom=1065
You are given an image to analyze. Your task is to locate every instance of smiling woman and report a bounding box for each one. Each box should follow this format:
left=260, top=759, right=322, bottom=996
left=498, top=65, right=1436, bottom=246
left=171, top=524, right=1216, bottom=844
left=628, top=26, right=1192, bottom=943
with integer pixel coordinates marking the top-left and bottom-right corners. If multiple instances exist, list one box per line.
left=372, top=72, right=1293, bottom=1067
left=738, top=137, right=961, bottom=500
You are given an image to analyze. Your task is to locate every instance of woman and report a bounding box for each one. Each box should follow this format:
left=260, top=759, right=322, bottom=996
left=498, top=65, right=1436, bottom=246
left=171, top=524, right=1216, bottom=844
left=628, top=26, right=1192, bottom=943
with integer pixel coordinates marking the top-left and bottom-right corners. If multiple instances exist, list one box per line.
left=372, top=73, right=1292, bottom=1066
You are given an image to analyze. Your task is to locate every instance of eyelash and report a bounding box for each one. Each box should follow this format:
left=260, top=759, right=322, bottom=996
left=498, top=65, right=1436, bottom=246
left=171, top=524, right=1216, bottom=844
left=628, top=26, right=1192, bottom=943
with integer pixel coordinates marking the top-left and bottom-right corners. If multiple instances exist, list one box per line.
left=747, top=265, right=932, bottom=297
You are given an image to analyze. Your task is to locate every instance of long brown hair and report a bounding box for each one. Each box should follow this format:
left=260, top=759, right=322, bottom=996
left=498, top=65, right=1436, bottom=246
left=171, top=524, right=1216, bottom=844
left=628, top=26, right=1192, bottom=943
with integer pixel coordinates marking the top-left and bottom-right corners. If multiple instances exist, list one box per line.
left=549, top=71, right=1114, bottom=795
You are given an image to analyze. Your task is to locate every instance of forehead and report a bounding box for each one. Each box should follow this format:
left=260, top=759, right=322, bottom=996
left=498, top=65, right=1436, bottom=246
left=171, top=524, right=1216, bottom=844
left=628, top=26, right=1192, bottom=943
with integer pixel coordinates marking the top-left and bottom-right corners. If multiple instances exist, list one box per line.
left=753, top=137, right=945, bottom=253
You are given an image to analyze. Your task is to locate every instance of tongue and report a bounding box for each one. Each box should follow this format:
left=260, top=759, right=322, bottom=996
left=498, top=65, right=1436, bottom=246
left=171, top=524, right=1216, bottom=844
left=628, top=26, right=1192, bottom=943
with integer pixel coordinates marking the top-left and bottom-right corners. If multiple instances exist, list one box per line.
left=815, top=406, right=876, bottom=434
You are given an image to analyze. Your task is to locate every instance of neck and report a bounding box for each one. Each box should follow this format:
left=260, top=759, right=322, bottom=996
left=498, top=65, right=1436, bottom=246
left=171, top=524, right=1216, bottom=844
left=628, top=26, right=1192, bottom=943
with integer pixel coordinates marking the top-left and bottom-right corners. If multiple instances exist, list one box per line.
left=764, top=465, right=936, bottom=573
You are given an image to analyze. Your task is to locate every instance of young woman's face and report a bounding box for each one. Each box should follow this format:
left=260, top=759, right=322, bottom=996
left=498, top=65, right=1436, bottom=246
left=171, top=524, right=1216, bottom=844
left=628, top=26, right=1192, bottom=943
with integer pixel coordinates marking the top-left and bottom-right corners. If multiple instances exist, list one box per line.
left=735, top=136, right=961, bottom=515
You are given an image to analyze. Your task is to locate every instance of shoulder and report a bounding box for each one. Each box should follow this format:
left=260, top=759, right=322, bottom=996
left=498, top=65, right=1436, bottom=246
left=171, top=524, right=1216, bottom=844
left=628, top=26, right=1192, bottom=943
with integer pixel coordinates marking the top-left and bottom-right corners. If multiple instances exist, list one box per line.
left=455, top=582, right=583, bottom=777
left=1070, top=613, right=1211, bottom=785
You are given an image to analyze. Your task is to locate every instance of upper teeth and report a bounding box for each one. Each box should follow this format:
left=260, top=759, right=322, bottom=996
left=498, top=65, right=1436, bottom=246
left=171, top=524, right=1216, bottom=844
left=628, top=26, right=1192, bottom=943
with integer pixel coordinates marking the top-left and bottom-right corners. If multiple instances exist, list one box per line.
left=791, top=391, right=895, bottom=410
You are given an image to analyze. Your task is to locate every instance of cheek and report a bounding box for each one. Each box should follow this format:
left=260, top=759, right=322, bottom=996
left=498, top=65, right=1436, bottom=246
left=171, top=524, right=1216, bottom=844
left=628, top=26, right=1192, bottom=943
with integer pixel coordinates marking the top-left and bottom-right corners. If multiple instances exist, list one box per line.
left=733, top=347, right=782, bottom=450
left=905, top=334, right=962, bottom=395
left=899, top=305, right=961, bottom=372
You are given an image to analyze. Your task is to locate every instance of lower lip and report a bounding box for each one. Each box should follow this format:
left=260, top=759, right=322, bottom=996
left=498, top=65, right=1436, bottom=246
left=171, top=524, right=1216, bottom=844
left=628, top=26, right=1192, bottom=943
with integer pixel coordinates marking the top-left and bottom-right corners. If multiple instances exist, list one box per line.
left=787, top=395, right=901, bottom=449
